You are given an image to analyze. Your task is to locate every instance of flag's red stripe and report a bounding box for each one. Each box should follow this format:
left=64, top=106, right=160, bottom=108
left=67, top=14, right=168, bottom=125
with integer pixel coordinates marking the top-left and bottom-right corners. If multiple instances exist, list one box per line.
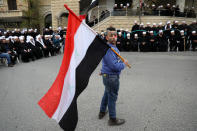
left=38, top=11, right=81, bottom=118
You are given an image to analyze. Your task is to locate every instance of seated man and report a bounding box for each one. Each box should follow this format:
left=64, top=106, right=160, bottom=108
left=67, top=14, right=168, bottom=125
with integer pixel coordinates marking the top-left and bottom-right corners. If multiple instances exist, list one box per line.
left=0, top=38, right=14, bottom=67
left=0, top=50, right=14, bottom=67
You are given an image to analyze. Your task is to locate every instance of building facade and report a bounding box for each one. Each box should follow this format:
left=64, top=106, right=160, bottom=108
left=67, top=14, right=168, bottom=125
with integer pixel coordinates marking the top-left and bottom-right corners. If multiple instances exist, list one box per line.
left=0, top=0, right=79, bottom=30
left=0, top=0, right=196, bottom=30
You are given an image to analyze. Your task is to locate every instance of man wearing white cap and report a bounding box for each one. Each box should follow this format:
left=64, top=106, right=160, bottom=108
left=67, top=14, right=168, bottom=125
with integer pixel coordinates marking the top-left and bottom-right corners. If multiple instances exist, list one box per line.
left=124, top=33, right=132, bottom=51
left=131, top=34, right=139, bottom=51
left=44, top=35, right=55, bottom=56
left=145, top=22, right=151, bottom=32
left=116, top=32, right=123, bottom=51
left=169, top=30, right=179, bottom=51
left=139, top=32, right=149, bottom=52
left=158, top=22, right=164, bottom=30
left=131, top=21, right=139, bottom=32
left=149, top=31, right=157, bottom=51
left=157, top=30, right=168, bottom=51
left=19, top=36, right=34, bottom=62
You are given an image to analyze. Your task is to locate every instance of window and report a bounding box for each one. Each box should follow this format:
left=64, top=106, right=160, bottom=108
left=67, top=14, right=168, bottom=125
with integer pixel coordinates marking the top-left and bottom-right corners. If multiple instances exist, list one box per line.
left=7, top=0, right=17, bottom=10
left=0, top=0, right=3, bottom=5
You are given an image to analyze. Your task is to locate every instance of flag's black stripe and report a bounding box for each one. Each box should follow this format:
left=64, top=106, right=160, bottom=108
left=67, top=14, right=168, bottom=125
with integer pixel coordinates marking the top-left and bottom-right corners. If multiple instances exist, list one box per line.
left=75, top=35, right=109, bottom=97
left=59, top=35, right=109, bottom=131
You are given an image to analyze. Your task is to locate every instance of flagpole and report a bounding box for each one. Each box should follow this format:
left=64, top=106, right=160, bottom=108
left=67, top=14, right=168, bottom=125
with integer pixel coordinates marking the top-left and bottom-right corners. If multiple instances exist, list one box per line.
left=110, top=48, right=131, bottom=68
left=64, top=4, right=82, bottom=22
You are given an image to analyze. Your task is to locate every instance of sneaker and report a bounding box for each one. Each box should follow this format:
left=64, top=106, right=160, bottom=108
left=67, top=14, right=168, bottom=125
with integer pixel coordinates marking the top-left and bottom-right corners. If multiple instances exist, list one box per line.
left=98, top=111, right=107, bottom=119
left=108, top=118, right=125, bottom=126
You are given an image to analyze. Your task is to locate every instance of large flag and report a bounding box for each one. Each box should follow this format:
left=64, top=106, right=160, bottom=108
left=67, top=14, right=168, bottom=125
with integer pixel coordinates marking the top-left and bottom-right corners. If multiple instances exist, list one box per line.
left=38, top=4, right=109, bottom=131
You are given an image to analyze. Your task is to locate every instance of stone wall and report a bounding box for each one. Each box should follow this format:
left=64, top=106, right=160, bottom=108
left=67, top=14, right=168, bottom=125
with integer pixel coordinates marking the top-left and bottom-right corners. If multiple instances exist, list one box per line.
left=17, top=0, right=28, bottom=11
left=39, top=0, right=51, bottom=29
left=0, top=0, right=28, bottom=11
left=51, top=0, right=79, bottom=30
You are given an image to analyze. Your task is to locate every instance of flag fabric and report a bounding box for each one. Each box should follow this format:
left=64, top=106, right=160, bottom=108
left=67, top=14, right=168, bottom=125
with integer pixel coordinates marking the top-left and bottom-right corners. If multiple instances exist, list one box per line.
left=38, top=4, right=110, bottom=131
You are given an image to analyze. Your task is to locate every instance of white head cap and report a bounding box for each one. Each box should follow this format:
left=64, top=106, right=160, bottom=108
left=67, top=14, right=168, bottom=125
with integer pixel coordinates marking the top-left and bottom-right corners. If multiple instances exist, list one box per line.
left=134, top=34, right=138, bottom=37
left=19, top=36, right=25, bottom=40
left=159, top=30, right=163, bottom=33
left=143, top=32, right=146, bottom=34
left=192, top=31, right=196, bottom=34
left=167, top=21, right=171, bottom=24
left=147, top=22, right=150, bottom=25
left=140, top=23, right=144, bottom=26
left=127, top=33, right=130, bottom=37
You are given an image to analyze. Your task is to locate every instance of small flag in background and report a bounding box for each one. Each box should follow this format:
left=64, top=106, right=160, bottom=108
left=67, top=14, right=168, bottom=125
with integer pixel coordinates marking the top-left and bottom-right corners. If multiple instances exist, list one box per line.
left=87, top=0, right=99, bottom=12
left=38, top=4, right=109, bottom=131
left=87, top=0, right=99, bottom=21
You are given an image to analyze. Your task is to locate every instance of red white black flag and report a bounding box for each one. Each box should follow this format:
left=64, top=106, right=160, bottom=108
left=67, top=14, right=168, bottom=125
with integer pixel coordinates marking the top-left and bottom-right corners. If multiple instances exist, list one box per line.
left=38, top=4, right=109, bottom=131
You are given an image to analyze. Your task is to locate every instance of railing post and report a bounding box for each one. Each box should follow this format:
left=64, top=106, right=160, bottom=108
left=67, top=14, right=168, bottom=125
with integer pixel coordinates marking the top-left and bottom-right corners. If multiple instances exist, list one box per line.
left=126, top=7, right=128, bottom=16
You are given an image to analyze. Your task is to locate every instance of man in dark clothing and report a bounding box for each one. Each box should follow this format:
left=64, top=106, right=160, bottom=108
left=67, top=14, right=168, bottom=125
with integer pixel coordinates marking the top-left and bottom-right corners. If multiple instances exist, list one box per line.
left=190, top=31, right=197, bottom=51
left=148, top=31, right=157, bottom=52
left=44, top=35, right=55, bottom=56
left=132, top=21, right=139, bottom=32
left=131, top=34, right=139, bottom=51
left=0, top=38, right=14, bottom=67
left=123, top=33, right=132, bottom=51
left=60, top=27, right=67, bottom=38
left=169, top=30, right=179, bottom=51
left=157, top=30, right=168, bottom=51
left=19, top=37, right=34, bottom=62
left=116, top=32, right=124, bottom=51
left=36, top=35, right=49, bottom=57
left=139, top=32, right=149, bottom=52
left=27, top=36, right=43, bottom=59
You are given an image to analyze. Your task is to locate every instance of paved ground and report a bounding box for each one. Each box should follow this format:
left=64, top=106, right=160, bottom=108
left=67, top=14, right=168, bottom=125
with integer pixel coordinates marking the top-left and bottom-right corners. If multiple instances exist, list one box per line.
left=0, top=52, right=197, bottom=131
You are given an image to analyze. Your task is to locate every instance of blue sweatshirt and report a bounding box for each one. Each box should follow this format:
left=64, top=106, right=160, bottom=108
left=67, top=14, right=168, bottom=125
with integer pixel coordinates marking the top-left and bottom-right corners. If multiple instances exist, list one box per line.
left=101, top=43, right=125, bottom=75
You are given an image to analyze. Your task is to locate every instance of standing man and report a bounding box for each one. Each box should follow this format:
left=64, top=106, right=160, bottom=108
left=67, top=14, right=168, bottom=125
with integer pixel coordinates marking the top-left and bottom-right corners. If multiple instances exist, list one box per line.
left=98, top=29, right=128, bottom=126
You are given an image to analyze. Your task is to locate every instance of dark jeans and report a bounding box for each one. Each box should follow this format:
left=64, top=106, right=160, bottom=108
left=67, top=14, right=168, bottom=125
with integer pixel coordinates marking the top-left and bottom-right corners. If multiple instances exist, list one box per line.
left=100, top=74, right=120, bottom=118
left=0, top=53, right=11, bottom=64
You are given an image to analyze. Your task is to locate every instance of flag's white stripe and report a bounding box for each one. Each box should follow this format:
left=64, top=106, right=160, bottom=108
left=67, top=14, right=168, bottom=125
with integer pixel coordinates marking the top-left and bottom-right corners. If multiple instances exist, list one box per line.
left=52, top=22, right=96, bottom=122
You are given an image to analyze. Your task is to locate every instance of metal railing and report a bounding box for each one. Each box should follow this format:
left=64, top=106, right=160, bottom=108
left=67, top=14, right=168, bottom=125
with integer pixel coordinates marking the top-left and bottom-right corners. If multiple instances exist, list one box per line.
left=87, top=8, right=197, bottom=27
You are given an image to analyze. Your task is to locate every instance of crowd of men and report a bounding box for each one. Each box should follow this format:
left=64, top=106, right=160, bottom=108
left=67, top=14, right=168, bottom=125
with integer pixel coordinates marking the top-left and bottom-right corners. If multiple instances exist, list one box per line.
left=0, top=27, right=67, bottom=67
left=100, top=20, right=197, bottom=52
left=1, top=20, right=197, bottom=67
